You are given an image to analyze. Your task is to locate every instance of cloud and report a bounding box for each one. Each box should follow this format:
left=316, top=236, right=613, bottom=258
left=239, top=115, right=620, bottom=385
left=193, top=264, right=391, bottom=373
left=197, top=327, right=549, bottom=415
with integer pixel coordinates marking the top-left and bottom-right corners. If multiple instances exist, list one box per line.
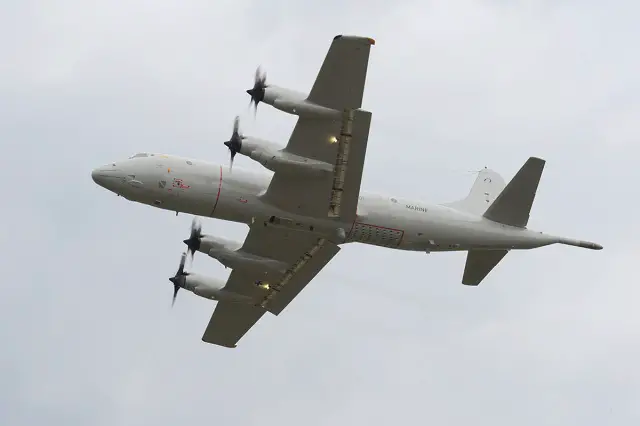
left=1, top=0, right=637, bottom=425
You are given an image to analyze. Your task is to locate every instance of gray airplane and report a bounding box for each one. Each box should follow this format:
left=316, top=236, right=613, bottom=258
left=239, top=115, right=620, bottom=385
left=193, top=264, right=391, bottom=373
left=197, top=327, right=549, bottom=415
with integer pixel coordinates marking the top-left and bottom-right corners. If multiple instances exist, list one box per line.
left=91, top=35, right=602, bottom=348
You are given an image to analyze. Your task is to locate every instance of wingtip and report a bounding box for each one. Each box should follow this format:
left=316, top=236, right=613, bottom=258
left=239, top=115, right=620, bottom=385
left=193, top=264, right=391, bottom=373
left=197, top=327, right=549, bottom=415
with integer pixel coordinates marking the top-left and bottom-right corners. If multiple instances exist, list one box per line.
left=201, top=337, right=238, bottom=348
left=332, top=34, right=375, bottom=45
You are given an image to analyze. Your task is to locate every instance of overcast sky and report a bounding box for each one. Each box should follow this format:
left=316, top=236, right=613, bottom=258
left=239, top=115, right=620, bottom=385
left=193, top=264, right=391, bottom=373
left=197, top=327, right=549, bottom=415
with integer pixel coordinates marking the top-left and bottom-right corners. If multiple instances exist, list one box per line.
left=1, top=0, right=638, bottom=425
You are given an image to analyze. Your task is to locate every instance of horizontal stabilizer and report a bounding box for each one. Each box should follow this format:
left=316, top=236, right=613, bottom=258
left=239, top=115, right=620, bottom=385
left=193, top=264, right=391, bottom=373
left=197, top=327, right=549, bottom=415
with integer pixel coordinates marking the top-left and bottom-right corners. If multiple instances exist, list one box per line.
left=462, top=249, right=509, bottom=286
left=483, top=157, right=545, bottom=228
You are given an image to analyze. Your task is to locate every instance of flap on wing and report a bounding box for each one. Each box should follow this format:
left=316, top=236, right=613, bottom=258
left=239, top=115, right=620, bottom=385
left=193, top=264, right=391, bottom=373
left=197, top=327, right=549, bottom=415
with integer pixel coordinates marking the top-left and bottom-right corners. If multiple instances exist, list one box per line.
left=264, top=238, right=340, bottom=315
left=200, top=225, right=341, bottom=348
left=201, top=301, right=266, bottom=348
left=237, top=224, right=342, bottom=315
left=263, top=109, right=372, bottom=222
left=307, top=35, right=374, bottom=111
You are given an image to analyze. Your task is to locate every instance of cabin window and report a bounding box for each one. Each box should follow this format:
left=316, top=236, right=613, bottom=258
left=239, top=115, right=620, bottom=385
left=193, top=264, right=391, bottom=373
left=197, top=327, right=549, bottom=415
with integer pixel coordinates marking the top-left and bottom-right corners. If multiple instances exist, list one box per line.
left=128, top=152, right=150, bottom=159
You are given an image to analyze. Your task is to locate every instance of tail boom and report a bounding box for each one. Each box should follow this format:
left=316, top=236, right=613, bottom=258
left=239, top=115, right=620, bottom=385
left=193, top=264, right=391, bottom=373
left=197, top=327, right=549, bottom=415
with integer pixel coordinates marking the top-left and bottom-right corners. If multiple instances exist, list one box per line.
left=556, top=237, right=603, bottom=250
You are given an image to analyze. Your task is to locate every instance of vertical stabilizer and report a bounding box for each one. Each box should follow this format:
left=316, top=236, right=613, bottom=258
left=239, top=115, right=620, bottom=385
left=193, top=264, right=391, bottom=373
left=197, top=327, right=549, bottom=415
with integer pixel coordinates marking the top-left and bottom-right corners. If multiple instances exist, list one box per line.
left=443, top=168, right=506, bottom=216
left=483, top=157, right=545, bottom=228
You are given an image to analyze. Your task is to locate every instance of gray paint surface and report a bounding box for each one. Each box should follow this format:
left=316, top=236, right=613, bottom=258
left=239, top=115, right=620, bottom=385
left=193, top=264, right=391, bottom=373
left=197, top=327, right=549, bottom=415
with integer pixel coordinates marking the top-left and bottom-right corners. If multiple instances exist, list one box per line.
left=1, top=1, right=638, bottom=425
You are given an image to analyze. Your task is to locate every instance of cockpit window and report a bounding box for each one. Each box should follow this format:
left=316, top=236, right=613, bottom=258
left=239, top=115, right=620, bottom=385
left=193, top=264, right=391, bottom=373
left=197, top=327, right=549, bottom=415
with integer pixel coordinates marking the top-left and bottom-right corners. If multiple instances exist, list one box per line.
left=128, top=152, right=150, bottom=159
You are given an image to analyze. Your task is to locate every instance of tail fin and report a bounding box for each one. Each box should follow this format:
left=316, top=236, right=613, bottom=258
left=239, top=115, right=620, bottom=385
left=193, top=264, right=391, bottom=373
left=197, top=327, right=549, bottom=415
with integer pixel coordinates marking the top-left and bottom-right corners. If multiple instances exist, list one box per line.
left=443, top=168, right=506, bottom=216
left=483, top=157, right=545, bottom=228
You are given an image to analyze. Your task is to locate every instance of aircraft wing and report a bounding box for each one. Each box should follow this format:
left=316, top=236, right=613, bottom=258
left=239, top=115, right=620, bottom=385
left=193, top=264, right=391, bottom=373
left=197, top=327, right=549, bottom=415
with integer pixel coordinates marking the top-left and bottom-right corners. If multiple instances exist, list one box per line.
left=261, top=35, right=375, bottom=223
left=307, top=35, right=375, bottom=111
left=201, top=223, right=340, bottom=348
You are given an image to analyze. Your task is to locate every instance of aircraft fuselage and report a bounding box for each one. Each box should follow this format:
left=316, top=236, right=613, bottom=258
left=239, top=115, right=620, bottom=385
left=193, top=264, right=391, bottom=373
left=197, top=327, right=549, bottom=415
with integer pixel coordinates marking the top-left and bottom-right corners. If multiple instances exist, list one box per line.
left=91, top=153, right=567, bottom=252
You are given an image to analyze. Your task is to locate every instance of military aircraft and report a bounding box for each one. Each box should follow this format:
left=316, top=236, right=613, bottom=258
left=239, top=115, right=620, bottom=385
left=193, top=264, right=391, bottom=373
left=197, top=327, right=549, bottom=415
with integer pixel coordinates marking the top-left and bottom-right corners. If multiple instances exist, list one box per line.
left=91, top=35, right=602, bottom=348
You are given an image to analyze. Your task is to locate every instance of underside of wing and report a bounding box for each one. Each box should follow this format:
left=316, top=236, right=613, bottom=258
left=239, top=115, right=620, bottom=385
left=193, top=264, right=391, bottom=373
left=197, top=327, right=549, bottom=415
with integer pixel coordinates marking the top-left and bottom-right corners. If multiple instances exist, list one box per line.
left=307, top=35, right=375, bottom=111
left=262, top=109, right=372, bottom=223
left=259, top=35, right=375, bottom=223
left=200, top=224, right=341, bottom=348
left=202, top=299, right=265, bottom=348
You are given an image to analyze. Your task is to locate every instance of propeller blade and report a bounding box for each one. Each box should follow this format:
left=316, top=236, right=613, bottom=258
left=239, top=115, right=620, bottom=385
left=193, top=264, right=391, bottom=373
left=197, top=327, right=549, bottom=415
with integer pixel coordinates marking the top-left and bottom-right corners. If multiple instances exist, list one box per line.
left=233, top=115, right=239, bottom=136
left=223, top=116, right=243, bottom=172
left=184, top=218, right=202, bottom=260
left=172, top=284, right=179, bottom=307
left=246, top=66, right=267, bottom=116
left=167, top=251, right=189, bottom=307
left=257, top=67, right=267, bottom=87
left=191, top=216, right=202, bottom=240
left=176, top=252, right=186, bottom=276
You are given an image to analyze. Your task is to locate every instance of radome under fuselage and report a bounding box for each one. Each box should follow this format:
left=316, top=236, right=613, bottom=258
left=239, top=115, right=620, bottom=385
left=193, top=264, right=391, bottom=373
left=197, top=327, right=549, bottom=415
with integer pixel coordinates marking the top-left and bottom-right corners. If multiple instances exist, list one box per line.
left=91, top=153, right=567, bottom=252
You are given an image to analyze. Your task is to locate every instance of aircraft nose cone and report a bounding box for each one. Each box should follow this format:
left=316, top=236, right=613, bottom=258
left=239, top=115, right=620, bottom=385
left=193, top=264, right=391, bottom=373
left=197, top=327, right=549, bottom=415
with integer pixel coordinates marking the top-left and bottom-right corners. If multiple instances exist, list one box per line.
left=91, top=168, right=103, bottom=186
left=91, top=166, right=118, bottom=190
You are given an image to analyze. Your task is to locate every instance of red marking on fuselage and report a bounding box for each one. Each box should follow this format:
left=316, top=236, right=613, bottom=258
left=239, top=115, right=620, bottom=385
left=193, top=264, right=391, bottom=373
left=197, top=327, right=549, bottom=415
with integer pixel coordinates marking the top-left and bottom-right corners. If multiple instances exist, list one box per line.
left=349, top=222, right=406, bottom=248
left=210, top=165, right=223, bottom=216
left=346, top=219, right=357, bottom=240
left=172, top=178, right=190, bottom=189
left=354, top=222, right=404, bottom=233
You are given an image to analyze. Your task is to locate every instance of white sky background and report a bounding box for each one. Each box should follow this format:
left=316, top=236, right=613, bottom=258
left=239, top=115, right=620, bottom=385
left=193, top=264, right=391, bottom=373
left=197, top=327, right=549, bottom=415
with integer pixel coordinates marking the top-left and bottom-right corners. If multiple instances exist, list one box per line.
left=1, top=0, right=639, bottom=424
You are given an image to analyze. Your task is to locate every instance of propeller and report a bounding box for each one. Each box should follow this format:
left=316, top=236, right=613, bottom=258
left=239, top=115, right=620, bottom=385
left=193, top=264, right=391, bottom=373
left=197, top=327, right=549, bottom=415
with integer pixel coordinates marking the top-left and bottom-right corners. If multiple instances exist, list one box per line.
left=183, top=216, right=203, bottom=261
left=223, top=116, right=244, bottom=171
left=168, top=252, right=188, bottom=307
left=246, top=66, right=267, bottom=116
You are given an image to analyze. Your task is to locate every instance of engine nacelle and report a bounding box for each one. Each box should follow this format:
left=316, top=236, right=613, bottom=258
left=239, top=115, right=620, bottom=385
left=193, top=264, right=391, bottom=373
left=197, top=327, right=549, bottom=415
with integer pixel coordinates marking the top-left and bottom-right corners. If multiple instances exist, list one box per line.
left=184, top=273, right=253, bottom=304
left=273, top=99, right=341, bottom=119
left=208, top=247, right=288, bottom=274
left=262, top=85, right=341, bottom=119
left=196, top=235, right=287, bottom=273
left=248, top=149, right=333, bottom=175
left=238, top=136, right=333, bottom=175
left=198, top=235, right=243, bottom=253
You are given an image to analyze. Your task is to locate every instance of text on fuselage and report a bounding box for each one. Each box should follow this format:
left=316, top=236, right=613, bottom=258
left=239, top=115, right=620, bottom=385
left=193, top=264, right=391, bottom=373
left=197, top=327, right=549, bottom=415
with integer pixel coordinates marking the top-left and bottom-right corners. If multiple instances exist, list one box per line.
left=406, top=204, right=427, bottom=212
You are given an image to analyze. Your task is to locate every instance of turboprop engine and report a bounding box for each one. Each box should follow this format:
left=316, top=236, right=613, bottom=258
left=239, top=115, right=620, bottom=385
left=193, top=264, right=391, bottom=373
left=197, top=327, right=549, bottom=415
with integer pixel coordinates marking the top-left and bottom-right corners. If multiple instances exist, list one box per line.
left=222, top=116, right=334, bottom=175
left=246, top=67, right=341, bottom=119
left=183, top=217, right=288, bottom=274
left=167, top=252, right=254, bottom=306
